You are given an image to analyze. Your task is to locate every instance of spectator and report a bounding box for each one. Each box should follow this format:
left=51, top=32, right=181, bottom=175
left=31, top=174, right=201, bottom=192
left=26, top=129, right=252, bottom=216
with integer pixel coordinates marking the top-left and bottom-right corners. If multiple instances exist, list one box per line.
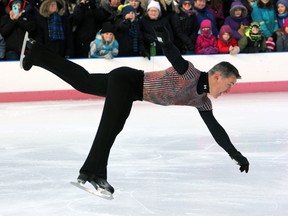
left=171, top=0, right=199, bottom=54
left=0, top=32, right=5, bottom=59
left=224, top=1, right=250, bottom=41
left=238, top=21, right=266, bottom=53
left=140, top=0, right=180, bottom=18
left=276, top=0, right=288, bottom=28
left=0, top=0, right=36, bottom=60
left=251, top=0, right=279, bottom=39
left=275, top=17, right=288, bottom=51
left=140, top=0, right=174, bottom=56
left=218, top=24, right=240, bottom=55
left=35, top=0, right=74, bottom=58
left=100, top=0, right=121, bottom=23
left=195, top=19, right=218, bottom=54
left=193, top=0, right=218, bottom=37
left=88, top=21, right=119, bottom=58
left=72, top=0, right=107, bottom=58
left=206, top=0, right=224, bottom=31
left=125, top=0, right=145, bottom=19
left=114, top=4, right=148, bottom=58
left=238, top=0, right=255, bottom=22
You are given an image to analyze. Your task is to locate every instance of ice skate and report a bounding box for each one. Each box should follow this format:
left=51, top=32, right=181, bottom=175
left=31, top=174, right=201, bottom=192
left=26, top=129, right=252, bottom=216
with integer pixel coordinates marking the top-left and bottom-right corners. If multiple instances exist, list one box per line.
left=71, top=174, right=114, bottom=200
left=20, top=31, right=36, bottom=71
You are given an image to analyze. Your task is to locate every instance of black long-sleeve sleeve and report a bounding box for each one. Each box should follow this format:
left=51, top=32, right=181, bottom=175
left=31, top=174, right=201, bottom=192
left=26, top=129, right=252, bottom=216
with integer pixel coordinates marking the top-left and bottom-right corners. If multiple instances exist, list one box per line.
left=199, top=110, right=239, bottom=156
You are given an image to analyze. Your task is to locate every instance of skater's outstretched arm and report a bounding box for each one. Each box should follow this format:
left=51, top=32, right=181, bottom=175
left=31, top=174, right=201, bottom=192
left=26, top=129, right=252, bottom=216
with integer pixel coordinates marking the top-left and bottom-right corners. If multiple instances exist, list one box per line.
left=199, top=110, right=249, bottom=173
left=153, top=26, right=189, bottom=75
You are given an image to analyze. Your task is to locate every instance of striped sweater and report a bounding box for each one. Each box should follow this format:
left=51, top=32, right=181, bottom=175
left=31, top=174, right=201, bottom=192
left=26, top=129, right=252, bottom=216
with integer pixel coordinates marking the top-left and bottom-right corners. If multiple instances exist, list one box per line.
left=143, top=62, right=212, bottom=111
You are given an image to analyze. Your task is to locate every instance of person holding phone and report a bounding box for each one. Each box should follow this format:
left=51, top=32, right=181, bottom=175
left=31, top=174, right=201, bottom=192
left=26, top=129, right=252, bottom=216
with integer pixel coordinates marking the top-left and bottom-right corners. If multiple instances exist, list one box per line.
left=0, top=0, right=36, bottom=60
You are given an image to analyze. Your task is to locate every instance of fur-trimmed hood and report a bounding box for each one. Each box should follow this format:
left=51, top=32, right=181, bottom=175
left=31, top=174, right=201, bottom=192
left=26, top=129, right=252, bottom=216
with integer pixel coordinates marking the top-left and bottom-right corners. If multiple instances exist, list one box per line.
left=39, top=0, right=66, bottom=17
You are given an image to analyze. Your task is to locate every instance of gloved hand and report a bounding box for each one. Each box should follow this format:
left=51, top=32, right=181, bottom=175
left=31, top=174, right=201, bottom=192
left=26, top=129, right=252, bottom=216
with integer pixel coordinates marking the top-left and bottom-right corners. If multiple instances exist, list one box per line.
left=153, top=25, right=172, bottom=46
left=230, top=151, right=249, bottom=173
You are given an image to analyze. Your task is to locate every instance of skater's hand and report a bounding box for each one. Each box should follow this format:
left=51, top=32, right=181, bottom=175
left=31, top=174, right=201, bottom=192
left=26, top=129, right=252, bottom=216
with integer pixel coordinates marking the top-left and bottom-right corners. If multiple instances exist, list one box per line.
left=230, top=151, right=249, bottom=173
left=153, top=25, right=171, bottom=46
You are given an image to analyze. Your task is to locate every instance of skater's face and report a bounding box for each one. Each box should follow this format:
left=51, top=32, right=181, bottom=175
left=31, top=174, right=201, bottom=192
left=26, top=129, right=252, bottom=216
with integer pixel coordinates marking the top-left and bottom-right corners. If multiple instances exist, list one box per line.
left=209, top=72, right=237, bottom=98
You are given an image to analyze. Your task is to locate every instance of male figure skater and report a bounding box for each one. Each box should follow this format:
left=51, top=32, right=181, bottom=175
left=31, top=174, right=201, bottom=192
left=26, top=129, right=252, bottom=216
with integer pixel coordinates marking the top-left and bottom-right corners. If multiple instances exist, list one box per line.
left=20, top=26, right=249, bottom=199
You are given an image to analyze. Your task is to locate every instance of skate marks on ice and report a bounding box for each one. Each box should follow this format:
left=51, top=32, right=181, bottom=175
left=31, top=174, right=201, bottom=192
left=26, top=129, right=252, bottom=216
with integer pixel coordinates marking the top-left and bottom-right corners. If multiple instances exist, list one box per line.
left=1, top=93, right=288, bottom=216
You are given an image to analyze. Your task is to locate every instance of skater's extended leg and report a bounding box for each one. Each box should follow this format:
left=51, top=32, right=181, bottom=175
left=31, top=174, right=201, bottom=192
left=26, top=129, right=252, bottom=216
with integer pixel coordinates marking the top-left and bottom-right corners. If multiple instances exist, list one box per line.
left=79, top=67, right=144, bottom=193
left=26, top=42, right=108, bottom=96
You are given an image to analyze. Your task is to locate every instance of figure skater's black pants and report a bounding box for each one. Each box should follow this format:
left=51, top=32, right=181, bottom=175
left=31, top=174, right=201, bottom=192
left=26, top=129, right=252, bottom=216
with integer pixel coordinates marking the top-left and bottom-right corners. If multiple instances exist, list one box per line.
left=30, top=43, right=144, bottom=179
left=29, top=42, right=187, bottom=180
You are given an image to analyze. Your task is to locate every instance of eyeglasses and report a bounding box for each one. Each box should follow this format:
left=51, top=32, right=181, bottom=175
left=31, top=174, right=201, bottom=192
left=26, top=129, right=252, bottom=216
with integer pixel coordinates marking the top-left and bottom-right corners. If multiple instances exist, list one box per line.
left=183, top=2, right=192, bottom=6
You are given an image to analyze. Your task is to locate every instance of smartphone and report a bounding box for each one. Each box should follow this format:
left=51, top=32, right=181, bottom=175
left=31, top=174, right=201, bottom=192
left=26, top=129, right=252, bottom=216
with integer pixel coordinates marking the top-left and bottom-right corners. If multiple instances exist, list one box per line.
left=12, top=4, right=19, bottom=14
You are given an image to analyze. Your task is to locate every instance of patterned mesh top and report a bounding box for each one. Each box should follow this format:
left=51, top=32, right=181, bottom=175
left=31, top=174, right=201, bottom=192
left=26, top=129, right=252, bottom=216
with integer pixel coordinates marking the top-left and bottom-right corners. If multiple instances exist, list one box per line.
left=143, top=62, right=212, bottom=111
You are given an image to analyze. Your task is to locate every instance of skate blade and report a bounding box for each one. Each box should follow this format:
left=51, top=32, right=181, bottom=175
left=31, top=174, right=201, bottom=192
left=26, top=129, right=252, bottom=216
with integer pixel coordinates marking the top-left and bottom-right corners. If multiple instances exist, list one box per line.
left=70, top=181, right=114, bottom=200
left=20, top=32, right=29, bottom=69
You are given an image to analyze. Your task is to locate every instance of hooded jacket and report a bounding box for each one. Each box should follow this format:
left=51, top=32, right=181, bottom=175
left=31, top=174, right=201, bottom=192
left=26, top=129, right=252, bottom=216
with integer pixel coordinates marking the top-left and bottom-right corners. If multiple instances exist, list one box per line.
left=217, top=25, right=239, bottom=53
left=36, top=0, right=73, bottom=57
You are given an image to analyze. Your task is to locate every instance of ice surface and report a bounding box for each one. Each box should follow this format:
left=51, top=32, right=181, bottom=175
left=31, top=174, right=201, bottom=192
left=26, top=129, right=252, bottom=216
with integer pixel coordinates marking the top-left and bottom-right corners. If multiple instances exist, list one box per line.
left=0, top=92, right=288, bottom=216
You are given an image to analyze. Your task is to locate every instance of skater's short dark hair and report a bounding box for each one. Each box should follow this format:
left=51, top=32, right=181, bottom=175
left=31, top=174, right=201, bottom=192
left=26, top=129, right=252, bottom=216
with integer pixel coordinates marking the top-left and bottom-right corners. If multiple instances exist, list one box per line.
left=208, top=61, right=241, bottom=79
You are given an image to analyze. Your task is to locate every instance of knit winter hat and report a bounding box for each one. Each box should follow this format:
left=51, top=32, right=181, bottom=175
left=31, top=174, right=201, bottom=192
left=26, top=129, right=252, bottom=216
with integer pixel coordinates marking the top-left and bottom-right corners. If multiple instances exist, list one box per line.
left=147, top=0, right=161, bottom=12
left=276, top=0, right=288, bottom=8
left=119, top=4, right=136, bottom=17
left=229, top=1, right=248, bottom=18
left=200, top=19, right=212, bottom=29
left=179, top=0, right=194, bottom=6
left=101, top=22, right=115, bottom=34
left=266, top=37, right=275, bottom=51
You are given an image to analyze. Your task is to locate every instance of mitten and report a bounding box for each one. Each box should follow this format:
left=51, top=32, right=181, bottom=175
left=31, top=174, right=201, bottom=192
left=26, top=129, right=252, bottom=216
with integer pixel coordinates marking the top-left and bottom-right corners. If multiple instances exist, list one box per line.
left=230, top=151, right=249, bottom=173
left=153, top=25, right=172, bottom=46
left=229, top=46, right=240, bottom=55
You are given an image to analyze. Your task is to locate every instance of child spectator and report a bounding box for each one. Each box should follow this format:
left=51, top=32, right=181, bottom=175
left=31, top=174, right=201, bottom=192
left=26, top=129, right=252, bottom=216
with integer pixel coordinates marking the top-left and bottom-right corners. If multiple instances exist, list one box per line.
left=218, top=25, right=240, bottom=55
left=171, top=0, right=199, bottom=54
left=224, top=1, right=250, bottom=41
left=88, top=22, right=119, bottom=59
left=0, top=0, right=36, bottom=60
left=114, top=4, right=148, bottom=58
left=251, top=0, right=279, bottom=39
left=275, top=17, right=288, bottom=51
left=125, top=0, right=145, bottom=19
left=276, top=0, right=288, bottom=28
left=238, top=21, right=266, bottom=53
left=195, top=19, right=218, bottom=54
left=193, top=0, right=218, bottom=37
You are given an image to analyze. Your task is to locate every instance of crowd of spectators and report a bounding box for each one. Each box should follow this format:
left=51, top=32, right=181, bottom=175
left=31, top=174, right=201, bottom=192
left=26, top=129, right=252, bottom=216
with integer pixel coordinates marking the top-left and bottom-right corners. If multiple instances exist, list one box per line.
left=0, top=0, right=288, bottom=61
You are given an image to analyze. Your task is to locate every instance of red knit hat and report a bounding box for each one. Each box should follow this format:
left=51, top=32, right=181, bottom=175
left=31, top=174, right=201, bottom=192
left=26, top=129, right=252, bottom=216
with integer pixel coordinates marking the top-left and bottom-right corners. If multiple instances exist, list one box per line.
left=266, top=37, right=275, bottom=51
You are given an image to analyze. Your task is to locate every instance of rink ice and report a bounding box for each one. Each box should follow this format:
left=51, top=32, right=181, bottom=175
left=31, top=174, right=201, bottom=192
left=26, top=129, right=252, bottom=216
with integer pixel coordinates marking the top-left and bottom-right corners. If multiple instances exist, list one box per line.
left=0, top=92, right=287, bottom=216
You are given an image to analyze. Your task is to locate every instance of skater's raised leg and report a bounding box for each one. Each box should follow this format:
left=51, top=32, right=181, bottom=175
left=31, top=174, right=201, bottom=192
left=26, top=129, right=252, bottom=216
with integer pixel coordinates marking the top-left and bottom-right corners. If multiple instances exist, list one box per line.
left=21, top=39, right=108, bottom=96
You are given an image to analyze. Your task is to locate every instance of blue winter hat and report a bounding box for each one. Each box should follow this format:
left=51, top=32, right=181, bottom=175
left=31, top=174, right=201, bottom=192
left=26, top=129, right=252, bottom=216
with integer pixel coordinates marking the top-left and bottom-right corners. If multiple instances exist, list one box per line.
left=121, top=4, right=135, bottom=17
left=276, top=0, right=288, bottom=8
left=179, top=0, right=194, bottom=6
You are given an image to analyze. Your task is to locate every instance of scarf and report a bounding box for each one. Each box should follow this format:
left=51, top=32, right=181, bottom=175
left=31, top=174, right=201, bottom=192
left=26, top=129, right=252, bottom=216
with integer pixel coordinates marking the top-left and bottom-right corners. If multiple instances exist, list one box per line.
left=129, top=21, right=138, bottom=53
left=48, top=13, right=65, bottom=41
left=180, top=7, right=195, bottom=16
